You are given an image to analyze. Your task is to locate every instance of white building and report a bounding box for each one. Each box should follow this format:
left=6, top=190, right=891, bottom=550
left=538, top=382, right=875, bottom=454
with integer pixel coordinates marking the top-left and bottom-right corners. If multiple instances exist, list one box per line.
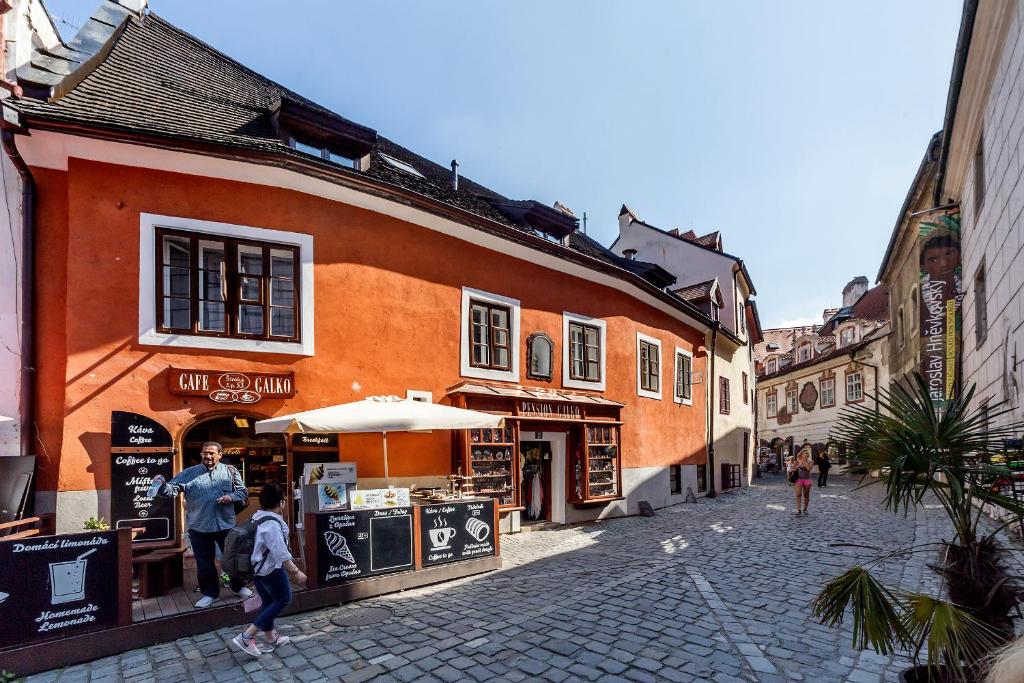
left=935, top=0, right=1024, bottom=427
left=755, top=278, right=890, bottom=459
left=611, top=205, right=762, bottom=493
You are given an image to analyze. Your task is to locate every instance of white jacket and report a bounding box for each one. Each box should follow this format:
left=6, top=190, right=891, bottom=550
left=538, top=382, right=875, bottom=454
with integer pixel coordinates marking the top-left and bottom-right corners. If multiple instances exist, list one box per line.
left=250, top=510, right=292, bottom=576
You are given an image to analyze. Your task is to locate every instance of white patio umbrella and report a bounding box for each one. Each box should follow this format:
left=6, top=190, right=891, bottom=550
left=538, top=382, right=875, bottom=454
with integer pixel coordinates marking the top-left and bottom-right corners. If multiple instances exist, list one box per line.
left=254, top=395, right=503, bottom=484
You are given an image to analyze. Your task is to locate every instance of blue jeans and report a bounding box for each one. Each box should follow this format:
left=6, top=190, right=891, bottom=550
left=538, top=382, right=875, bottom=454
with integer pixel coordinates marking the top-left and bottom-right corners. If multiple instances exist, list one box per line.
left=188, top=529, right=242, bottom=598
left=253, top=567, right=292, bottom=632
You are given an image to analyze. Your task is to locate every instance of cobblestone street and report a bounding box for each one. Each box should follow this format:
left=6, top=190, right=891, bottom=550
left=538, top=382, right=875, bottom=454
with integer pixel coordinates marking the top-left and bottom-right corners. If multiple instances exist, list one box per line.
left=25, top=474, right=1024, bottom=683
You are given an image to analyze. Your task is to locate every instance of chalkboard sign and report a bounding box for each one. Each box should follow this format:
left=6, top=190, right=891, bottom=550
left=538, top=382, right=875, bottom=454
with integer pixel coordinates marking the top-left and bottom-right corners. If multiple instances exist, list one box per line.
left=110, top=412, right=176, bottom=543
left=0, top=531, right=121, bottom=649
left=111, top=411, right=173, bottom=449
left=314, top=507, right=413, bottom=585
left=419, top=499, right=496, bottom=567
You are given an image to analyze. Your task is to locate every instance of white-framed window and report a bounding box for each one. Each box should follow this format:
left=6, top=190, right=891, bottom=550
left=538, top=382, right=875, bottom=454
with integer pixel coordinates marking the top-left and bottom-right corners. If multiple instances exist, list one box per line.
left=846, top=372, right=863, bottom=402
left=636, top=332, right=662, bottom=400
left=765, top=357, right=778, bottom=374
left=737, top=295, right=746, bottom=335
left=766, top=391, right=778, bottom=418
left=289, top=137, right=358, bottom=169
left=786, top=386, right=798, bottom=414
left=820, top=378, right=835, bottom=408
left=138, top=213, right=314, bottom=356
left=461, top=287, right=520, bottom=382
left=562, top=312, right=607, bottom=391
left=673, top=347, right=693, bottom=405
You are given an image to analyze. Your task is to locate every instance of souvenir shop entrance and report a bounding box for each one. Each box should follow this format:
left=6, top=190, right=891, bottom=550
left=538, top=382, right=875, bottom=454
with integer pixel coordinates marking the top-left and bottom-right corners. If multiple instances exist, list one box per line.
left=519, top=430, right=568, bottom=525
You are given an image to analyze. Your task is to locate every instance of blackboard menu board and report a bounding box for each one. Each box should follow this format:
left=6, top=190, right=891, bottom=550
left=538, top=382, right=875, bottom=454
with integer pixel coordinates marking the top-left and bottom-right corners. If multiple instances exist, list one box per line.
left=419, top=499, right=496, bottom=567
left=0, top=531, right=121, bottom=649
left=110, top=412, right=176, bottom=543
left=314, top=507, right=414, bottom=585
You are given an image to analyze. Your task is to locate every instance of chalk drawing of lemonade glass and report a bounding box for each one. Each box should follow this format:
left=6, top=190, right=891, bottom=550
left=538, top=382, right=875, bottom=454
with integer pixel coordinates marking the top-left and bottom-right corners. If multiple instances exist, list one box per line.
left=49, top=548, right=96, bottom=605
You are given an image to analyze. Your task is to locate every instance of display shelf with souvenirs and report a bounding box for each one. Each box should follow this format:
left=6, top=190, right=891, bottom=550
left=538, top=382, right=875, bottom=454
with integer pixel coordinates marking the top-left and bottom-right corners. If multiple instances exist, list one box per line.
left=991, top=439, right=1024, bottom=500
left=582, top=424, right=621, bottom=500
left=462, top=426, right=519, bottom=508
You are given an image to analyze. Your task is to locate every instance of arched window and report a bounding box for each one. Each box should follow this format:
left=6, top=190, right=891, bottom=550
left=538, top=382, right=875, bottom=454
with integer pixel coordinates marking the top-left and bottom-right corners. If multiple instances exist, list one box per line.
left=897, top=308, right=905, bottom=348
left=527, top=333, right=553, bottom=381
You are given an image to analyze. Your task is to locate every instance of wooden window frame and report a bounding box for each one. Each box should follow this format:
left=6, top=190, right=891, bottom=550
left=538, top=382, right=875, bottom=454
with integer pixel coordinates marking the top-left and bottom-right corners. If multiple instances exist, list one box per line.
left=785, top=385, right=799, bottom=415
left=155, top=228, right=300, bottom=342
left=674, top=348, right=693, bottom=404
left=637, top=334, right=662, bottom=398
left=719, top=377, right=731, bottom=415
left=669, top=464, right=682, bottom=495
left=568, top=321, right=602, bottom=383
left=468, top=299, right=513, bottom=371
left=766, top=390, right=778, bottom=418
left=742, top=372, right=749, bottom=404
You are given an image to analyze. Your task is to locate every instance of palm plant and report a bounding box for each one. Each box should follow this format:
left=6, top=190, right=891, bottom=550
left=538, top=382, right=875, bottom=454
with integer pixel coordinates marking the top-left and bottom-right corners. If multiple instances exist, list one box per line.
left=811, top=374, right=1024, bottom=681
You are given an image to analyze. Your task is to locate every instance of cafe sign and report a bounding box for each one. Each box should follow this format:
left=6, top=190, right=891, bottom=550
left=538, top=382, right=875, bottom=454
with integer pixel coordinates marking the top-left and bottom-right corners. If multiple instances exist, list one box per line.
left=168, top=368, right=295, bottom=404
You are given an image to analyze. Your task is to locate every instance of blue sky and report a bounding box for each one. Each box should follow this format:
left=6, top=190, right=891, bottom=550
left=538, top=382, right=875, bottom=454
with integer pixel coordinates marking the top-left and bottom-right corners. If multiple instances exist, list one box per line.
left=48, top=1, right=964, bottom=327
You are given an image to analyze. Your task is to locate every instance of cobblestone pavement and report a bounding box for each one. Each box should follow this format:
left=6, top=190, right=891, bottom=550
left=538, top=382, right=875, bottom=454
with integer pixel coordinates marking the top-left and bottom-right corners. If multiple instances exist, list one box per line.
left=23, top=474, right=1024, bottom=683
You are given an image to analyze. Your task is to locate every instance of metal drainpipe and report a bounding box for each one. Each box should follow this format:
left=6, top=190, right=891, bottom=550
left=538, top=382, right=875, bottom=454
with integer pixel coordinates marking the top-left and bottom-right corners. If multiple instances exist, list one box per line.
left=2, top=129, right=36, bottom=457
left=706, top=323, right=719, bottom=498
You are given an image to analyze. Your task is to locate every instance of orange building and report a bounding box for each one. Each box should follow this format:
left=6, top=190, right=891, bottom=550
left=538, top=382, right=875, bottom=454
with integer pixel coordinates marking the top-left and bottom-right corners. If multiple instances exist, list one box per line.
left=3, top=5, right=732, bottom=534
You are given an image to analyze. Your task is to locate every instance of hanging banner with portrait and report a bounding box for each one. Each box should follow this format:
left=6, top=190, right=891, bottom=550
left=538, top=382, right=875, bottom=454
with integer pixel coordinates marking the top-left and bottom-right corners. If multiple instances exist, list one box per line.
left=919, top=212, right=962, bottom=406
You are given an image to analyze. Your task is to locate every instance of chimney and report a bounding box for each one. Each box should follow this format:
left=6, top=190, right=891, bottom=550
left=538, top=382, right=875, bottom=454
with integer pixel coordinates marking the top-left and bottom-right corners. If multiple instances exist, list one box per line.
left=450, top=160, right=459, bottom=192
left=841, top=276, right=869, bottom=307
left=622, top=248, right=637, bottom=261
left=822, top=307, right=839, bottom=324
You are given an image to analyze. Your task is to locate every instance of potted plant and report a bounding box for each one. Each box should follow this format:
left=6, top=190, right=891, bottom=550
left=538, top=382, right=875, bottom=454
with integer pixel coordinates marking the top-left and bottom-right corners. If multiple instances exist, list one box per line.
left=811, top=375, right=1024, bottom=682
left=83, top=516, right=111, bottom=531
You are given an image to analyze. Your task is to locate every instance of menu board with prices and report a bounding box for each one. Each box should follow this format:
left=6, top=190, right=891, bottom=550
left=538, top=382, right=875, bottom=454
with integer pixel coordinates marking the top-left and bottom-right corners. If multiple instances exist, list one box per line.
left=0, top=531, right=123, bottom=649
left=468, top=427, right=516, bottom=506
left=313, top=507, right=414, bottom=586
left=419, top=499, right=496, bottom=567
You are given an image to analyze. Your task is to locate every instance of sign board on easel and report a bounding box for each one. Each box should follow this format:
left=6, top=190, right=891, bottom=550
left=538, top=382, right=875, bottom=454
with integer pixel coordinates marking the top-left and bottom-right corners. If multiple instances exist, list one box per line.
left=110, top=412, right=176, bottom=544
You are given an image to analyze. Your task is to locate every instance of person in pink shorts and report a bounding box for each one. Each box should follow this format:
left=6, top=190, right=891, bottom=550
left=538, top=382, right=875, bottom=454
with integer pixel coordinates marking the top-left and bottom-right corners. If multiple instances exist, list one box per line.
left=793, top=447, right=815, bottom=516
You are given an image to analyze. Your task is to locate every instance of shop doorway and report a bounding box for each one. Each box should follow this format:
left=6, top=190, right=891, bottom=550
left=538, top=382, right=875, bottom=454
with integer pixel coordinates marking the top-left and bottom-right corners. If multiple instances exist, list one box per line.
left=519, top=431, right=567, bottom=525
left=181, top=414, right=287, bottom=524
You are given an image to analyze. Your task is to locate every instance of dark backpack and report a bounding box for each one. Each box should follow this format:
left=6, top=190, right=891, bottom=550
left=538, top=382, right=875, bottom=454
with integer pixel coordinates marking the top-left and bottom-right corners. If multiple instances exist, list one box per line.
left=222, top=516, right=279, bottom=582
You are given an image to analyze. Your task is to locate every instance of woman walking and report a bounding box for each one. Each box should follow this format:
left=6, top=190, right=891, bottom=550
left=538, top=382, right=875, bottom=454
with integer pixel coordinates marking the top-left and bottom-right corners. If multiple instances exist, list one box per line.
left=793, top=448, right=814, bottom=516
left=232, top=484, right=306, bottom=657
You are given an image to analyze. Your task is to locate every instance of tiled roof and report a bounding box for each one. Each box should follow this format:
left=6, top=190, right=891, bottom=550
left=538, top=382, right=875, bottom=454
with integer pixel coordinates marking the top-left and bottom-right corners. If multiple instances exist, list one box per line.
left=753, top=326, right=818, bottom=362
left=9, top=7, right=703, bottom=314
left=673, top=279, right=717, bottom=303
left=679, top=230, right=721, bottom=250
left=819, top=284, right=890, bottom=336
left=756, top=328, right=887, bottom=382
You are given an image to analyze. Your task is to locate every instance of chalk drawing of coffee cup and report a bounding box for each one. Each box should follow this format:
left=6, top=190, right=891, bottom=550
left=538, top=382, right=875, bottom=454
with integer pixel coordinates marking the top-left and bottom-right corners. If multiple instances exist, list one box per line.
left=429, top=527, right=456, bottom=550
left=464, top=517, right=490, bottom=543
left=49, top=548, right=96, bottom=605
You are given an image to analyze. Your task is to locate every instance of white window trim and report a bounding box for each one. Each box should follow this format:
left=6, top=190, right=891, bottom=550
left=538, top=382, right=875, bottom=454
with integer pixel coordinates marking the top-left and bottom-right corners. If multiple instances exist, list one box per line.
left=766, top=391, right=778, bottom=418
left=838, top=323, right=858, bottom=348
left=636, top=332, right=662, bottom=400
left=460, top=287, right=520, bottom=382
left=673, top=346, right=693, bottom=405
left=138, top=213, right=315, bottom=356
left=561, top=312, right=607, bottom=391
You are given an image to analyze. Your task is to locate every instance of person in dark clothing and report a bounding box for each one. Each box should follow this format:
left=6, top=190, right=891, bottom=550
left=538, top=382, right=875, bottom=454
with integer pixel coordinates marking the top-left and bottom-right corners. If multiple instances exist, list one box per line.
left=818, top=452, right=832, bottom=487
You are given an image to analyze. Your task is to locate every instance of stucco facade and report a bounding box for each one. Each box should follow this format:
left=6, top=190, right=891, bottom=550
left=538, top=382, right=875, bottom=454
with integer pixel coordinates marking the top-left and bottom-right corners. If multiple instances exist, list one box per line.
left=937, top=0, right=1024, bottom=426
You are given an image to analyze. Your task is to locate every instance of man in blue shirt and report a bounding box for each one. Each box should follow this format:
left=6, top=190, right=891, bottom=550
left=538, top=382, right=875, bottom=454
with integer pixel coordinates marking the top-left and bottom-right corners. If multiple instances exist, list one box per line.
left=158, top=441, right=253, bottom=608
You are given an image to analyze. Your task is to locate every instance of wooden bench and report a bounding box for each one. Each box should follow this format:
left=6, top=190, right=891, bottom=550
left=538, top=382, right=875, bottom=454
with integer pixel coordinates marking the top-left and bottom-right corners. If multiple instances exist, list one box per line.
left=132, top=546, right=186, bottom=598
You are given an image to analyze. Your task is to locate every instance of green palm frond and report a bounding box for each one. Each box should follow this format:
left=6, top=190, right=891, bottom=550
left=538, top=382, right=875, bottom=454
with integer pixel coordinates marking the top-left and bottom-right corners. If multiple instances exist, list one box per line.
left=902, top=594, right=1002, bottom=680
left=811, top=566, right=909, bottom=655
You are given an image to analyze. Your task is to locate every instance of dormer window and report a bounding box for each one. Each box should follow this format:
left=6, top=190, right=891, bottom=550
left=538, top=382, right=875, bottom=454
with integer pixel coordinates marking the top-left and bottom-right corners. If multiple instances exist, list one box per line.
left=272, top=95, right=377, bottom=172
left=289, top=138, right=358, bottom=169
left=766, top=357, right=778, bottom=374
left=839, top=325, right=858, bottom=348
left=797, top=343, right=812, bottom=363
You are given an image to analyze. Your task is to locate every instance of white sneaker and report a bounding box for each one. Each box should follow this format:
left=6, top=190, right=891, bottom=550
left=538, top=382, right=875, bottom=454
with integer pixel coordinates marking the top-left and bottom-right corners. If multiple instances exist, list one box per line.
left=259, top=633, right=291, bottom=653
left=237, top=587, right=254, bottom=599
left=194, top=595, right=217, bottom=608
left=232, top=634, right=262, bottom=657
